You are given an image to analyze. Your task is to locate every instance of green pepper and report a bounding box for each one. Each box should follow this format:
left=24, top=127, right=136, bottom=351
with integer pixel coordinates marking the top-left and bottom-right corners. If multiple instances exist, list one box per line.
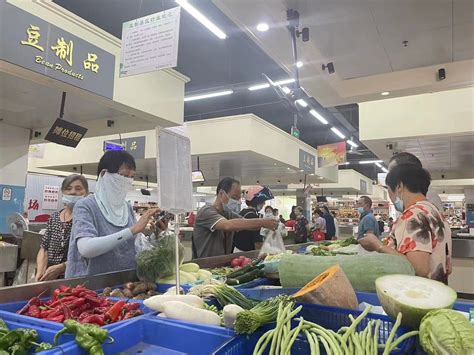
left=82, top=324, right=108, bottom=343
left=75, top=331, right=103, bottom=355
left=89, top=343, right=105, bottom=355
left=0, top=320, right=8, bottom=333
left=0, top=350, right=9, bottom=355
left=8, top=343, right=27, bottom=355
left=0, top=329, right=23, bottom=349
left=34, top=342, right=53, bottom=352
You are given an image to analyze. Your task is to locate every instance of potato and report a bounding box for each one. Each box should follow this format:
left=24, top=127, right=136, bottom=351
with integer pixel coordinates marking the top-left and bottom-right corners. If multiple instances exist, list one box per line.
left=123, top=289, right=134, bottom=298
left=110, top=289, right=125, bottom=298
left=132, top=282, right=148, bottom=296
left=102, top=287, right=112, bottom=297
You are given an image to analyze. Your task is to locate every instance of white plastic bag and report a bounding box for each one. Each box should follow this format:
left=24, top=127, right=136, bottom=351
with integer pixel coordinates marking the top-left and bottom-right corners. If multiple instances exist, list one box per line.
left=259, top=227, right=286, bottom=256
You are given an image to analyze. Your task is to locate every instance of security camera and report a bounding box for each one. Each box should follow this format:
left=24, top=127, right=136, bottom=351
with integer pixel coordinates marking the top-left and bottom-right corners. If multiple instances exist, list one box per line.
left=386, top=143, right=393, bottom=150
left=322, top=62, right=335, bottom=74
left=107, top=120, right=115, bottom=128
left=300, top=27, right=309, bottom=42
left=34, top=131, right=42, bottom=138
left=438, top=68, right=446, bottom=81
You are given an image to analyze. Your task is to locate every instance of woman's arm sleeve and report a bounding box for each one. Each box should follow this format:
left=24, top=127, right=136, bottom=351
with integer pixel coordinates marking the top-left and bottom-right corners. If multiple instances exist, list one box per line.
left=77, top=228, right=134, bottom=258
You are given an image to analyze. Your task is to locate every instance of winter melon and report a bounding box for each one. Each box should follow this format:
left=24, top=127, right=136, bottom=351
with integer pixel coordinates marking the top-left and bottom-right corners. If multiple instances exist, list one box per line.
left=376, top=274, right=457, bottom=328
left=180, top=262, right=200, bottom=273
left=278, top=253, right=415, bottom=292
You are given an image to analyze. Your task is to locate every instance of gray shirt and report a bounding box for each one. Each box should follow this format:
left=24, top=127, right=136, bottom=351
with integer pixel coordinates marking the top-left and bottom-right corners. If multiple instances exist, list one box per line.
left=194, top=205, right=238, bottom=258
left=357, top=211, right=380, bottom=240
left=65, top=195, right=137, bottom=278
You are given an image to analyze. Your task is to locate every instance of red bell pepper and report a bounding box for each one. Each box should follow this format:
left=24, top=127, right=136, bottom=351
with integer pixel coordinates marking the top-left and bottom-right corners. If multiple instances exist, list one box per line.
left=104, top=300, right=126, bottom=323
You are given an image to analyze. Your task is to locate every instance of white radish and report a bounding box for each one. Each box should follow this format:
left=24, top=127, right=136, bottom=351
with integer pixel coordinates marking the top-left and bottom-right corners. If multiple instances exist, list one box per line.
left=143, top=294, right=204, bottom=312
left=156, top=313, right=167, bottom=318
left=223, top=304, right=244, bottom=329
left=163, top=301, right=222, bottom=326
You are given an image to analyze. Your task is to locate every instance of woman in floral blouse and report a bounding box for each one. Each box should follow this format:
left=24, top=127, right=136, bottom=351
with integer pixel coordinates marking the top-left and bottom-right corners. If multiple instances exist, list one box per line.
left=359, top=164, right=452, bottom=283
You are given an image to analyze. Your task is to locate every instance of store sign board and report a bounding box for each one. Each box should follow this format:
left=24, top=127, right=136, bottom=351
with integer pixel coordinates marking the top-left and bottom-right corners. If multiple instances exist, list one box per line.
left=317, top=142, right=347, bottom=167
left=108, top=136, right=146, bottom=160
left=299, top=149, right=316, bottom=174
left=45, top=118, right=88, bottom=147
left=0, top=2, right=115, bottom=99
left=120, top=7, right=181, bottom=77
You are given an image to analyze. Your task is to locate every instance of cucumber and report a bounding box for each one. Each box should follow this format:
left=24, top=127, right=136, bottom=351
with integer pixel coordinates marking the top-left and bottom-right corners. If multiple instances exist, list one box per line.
left=226, top=268, right=264, bottom=285
left=226, top=261, right=259, bottom=278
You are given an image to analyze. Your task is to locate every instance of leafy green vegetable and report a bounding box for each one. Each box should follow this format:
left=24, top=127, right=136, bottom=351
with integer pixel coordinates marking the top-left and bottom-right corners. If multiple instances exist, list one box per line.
left=419, top=309, right=474, bottom=355
left=136, top=232, right=185, bottom=283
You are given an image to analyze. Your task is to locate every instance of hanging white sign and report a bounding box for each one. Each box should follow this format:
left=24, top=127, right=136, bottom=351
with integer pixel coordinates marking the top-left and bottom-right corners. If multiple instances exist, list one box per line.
left=120, top=7, right=181, bottom=77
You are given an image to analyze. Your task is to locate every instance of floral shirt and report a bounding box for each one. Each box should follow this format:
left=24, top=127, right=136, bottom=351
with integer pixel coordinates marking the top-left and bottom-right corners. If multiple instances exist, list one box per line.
left=294, top=216, right=309, bottom=243
left=387, top=200, right=451, bottom=283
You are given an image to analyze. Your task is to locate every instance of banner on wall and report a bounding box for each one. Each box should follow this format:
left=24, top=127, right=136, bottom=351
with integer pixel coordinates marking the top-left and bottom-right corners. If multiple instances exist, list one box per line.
left=120, top=7, right=181, bottom=77
left=317, top=142, right=347, bottom=167
left=42, top=185, right=60, bottom=210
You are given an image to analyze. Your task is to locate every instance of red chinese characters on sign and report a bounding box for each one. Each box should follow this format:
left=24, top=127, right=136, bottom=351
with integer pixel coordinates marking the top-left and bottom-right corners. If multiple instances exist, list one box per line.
left=28, top=199, right=39, bottom=210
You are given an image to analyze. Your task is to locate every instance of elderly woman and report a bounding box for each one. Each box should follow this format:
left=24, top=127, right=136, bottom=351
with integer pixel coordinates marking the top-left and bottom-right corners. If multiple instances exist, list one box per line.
left=359, top=164, right=451, bottom=283
left=35, top=174, right=89, bottom=281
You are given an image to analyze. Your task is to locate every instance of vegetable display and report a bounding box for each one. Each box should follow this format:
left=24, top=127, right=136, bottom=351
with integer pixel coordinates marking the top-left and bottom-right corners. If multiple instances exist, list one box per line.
left=231, top=256, right=253, bottom=268
left=278, top=253, right=415, bottom=292
left=419, top=309, right=474, bottom=355
left=54, top=319, right=111, bottom=355
left=226, top=264, right=264, bottom=286
left=188, top=284, right=256, bottom=310
left=99, top=281, right=157, bottom=300
left=143, top=294, right=204, bottom=313
left=375, top=274, right=457, bottom=327
left=162, top=301, right=222, bottom=326
left=157, top=263, right=213, bottom=286
left=0, top=319, right=53, bottom=353
left=253, top=304, right=419, bottom=355
left=17, top=285, right=143, bottom=326
left=292, top=265, right=358, bottom=310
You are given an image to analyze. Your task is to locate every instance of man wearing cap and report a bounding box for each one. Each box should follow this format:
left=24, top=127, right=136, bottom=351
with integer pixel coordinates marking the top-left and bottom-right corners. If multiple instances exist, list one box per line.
left=233, top=185, right=275, bottom=252
left=193, top=178, right=278, bottom=258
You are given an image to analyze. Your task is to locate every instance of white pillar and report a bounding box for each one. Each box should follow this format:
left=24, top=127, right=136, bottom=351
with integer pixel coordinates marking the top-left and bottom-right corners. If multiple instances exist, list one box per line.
left=0, top=123, right=30, bottom=233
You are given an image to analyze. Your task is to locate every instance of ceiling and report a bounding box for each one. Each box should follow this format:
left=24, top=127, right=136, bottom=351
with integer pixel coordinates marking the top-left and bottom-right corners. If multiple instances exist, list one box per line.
left=214, top=0, right=474, bottom=106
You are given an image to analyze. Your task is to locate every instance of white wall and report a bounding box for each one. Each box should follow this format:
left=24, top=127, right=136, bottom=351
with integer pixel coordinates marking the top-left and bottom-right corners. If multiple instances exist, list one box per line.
left=0, top=123, right=29, bottom=186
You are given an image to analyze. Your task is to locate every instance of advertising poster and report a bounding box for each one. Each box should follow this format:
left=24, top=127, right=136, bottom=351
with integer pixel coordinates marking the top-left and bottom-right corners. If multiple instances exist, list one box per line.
left=42, top=185, right=59, bottom=210
left=317, top=142, right=347, bottom=167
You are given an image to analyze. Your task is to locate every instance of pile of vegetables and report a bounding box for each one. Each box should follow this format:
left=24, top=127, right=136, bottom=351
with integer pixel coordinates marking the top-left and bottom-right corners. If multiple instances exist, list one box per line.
left=100, top=281, right=157, bottom=300
left=54, top=319, right=112, bottom=355
left=0, top=319, right=53, bottom=353
left=306, top=237, right=359, bottom=256
left=17, top=285, right=143, bottom=326
left=225, top=261, right=264, bottom=286
left=231, top=256, right=253, bottom=268
left=419, top=309, right=474, bottom=354
left=253, top=304, right=419, bottom=355
left=279, top=253, right=415, bottom=292
left=157, top=262, right=213, bottom=285
left=188, top=284, right=256, bottom=310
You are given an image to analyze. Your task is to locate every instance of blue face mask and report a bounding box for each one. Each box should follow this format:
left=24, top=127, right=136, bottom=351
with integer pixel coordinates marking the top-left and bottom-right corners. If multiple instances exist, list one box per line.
left=357, top=207, right=365, bottom=214
left=394, top=196, right=404, bottom=212
left=62, top=195, right=83, bottom=208
left=224, top=198, right=241, bottom=214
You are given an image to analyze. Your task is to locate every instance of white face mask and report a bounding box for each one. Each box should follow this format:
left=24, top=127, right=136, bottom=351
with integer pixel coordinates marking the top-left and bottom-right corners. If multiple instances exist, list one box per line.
left=94, top=172, right=133, bottom=226
left=265, top=212, right=273, bottom=218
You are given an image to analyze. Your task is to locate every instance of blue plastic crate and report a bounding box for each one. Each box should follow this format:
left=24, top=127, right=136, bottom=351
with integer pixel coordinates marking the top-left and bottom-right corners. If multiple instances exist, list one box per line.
left=0, top=297, right=151, bottom=331
left=0, top=311, right=75, bottom=354
left=58, top=317, right=234, bottom=355
left=213, top=304, right=416, bottom=354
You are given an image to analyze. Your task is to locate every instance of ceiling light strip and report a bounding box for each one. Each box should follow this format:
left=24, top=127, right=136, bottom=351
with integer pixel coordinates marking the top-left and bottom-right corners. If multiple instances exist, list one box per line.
left=330, top=127, right=345, bottom=139
left=309, top=109, right=328, bottom=124
left=347, top=139, right=358, bottom=148
left=359, top=160, right=383, bottom=164
left=176, top=0, right=227, bottom=39
left=184, top=89, right=233, bottom=102
left=248, top=78, right=295, bottom=91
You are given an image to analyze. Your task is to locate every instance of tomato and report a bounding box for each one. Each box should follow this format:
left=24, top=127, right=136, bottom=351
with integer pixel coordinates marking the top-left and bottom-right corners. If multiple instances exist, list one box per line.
left=230, top=258, right=241, bottom=268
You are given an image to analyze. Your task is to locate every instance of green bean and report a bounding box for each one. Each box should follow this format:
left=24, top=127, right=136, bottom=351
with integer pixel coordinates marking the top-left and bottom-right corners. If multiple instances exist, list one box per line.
left=329, top=330, right=348, bottom=355
left=350, top=332, right=363, bottom=355
left=383, top=313, right=402, bottom=355
left=365, top=321, right=373, bottom=354
left=303, top=329, right=316, bottom=355
left=318, top=335, right=332, bottom=355
left=373, top=320, right=381, bottom=355
left=311, top=332, right=320, bottom=355
left=341, top=306, right=372, bottom=344
left=254, top=328, right=274, bottom=355
left=269, top=303, right=284, bottom=355
left=308, top=328, right=340, bottom=355
left=359, top=325, right=367, bottom=351
left=283, top=318, right=304, bottom=355
left=348, top=336, right=354, bottom=354
left=387, top=330, right=419, bottom=353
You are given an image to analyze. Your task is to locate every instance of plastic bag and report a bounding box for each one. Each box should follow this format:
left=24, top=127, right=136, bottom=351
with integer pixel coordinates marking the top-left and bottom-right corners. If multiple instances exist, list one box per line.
left=135, top=230, right=185, bottom=283
left=259, top=226, right=286, bottom=256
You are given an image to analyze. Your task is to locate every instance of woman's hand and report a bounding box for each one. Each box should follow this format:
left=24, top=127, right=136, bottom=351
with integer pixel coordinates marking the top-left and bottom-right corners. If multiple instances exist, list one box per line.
left=131, top=208, right=160, bottom=235
left=359, top=233, right=383, bottom=252
left=39, top=263, right=65, bottom=281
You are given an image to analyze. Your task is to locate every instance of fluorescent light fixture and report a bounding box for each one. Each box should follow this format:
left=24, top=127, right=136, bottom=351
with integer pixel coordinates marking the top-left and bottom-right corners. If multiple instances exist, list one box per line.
left=375, top=162, right=382, bottom=168
left=299, top=169, right=304, bottom=172
left=309, top=109, right=328, bottom=124
left=347, top=139, right=358, bottom=148
left=256, top=23, right=269, bottom=32
left=176, top=0, right=227, bottom=39
left=381, top=167, right=388, bottom=173
left=296, top=61, right=303, bottom=68
left=184, top=89, right=233, bottom=102
left=359, top=160, right=383, bottom=164
left=295, top=99, right=308, bottom=107
left=281, top=86, right=291, bottom=94
left=330, top=127, right=346, bottom=139
left=381, top=91, right=390, bottom=96
left=339, top=162, right=350, bottom=165
left=247, top=78, right=295, bottom=91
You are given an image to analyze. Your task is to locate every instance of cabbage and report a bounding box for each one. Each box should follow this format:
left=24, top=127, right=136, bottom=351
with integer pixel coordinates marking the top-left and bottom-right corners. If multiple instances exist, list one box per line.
left=419, top=309, right=474, bottom=355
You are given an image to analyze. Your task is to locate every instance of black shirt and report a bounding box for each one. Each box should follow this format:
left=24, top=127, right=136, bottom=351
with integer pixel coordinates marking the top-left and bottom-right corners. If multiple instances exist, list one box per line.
left=40, top=211, right=72, bottom=267
left=232, top=208, right=262, bottom=251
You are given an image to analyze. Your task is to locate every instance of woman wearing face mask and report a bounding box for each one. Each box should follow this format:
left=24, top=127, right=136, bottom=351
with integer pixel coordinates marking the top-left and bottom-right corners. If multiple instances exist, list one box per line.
left=359, top=164, right=452, bottom=283
left=35, top=175, right=89, bottom=281
left=293, top=206, right=310, bottom=244
left=65, top=151, right=160, bottom=278
left=232, top=186, right=274, bottom=253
